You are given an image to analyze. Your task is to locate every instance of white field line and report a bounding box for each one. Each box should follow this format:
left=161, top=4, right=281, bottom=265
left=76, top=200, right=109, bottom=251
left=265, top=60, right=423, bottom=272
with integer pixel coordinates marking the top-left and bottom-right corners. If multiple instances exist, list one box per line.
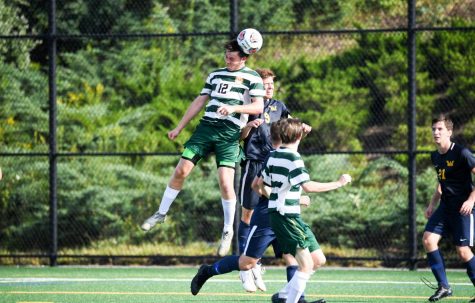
left=0, top=277, right=472, bottom=286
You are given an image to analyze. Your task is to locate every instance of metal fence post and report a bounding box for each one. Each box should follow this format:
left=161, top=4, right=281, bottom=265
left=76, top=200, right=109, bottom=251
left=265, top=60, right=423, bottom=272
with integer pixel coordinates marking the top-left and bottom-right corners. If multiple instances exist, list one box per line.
left=230, top=0, right=240, bottom=256
left=407, top=0, right=418, bottom=270
left=48, top=0, right=58, bottom=267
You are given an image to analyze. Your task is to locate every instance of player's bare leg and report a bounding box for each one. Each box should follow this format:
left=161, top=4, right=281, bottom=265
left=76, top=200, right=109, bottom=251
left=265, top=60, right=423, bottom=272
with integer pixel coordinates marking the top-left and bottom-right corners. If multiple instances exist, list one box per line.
left=217, top=166, right=236, bottom=256
left=141, top=158, right=195, bottom=231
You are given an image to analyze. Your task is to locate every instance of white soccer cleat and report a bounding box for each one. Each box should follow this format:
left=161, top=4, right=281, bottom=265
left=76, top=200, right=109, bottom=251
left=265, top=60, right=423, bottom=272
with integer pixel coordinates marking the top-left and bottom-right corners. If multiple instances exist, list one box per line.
left=251, top=263, right=267, bottom=291
left=239, top=270, right=257, bottom=292
left=217, top=230, right=234, bottom=256
left=141, top=211, right=166, bottom=231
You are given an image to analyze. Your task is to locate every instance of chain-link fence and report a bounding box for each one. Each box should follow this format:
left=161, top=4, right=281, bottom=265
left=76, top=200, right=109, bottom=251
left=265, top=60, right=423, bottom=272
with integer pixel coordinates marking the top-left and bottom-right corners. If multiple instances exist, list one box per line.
left=0, top=1, right=474, bottom=268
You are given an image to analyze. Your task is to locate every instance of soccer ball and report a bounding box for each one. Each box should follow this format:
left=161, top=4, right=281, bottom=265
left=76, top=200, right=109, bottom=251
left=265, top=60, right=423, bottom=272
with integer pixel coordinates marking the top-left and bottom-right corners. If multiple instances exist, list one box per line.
left=237, top=28, right=263, bottom=55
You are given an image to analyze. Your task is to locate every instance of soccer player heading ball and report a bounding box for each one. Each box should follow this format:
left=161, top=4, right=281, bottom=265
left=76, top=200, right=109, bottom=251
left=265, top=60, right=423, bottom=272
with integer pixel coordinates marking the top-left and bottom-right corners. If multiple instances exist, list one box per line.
left=141, top=32, right=265, bottom=257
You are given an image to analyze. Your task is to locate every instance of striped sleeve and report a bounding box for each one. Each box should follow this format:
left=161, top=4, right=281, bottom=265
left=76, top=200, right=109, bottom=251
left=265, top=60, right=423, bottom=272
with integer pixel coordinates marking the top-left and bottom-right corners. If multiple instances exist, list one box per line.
left=200, top=73, right=213, bottom=96
left=262, top=162, right=271, bottom=187
left=289, top=159, right=310, bottom=186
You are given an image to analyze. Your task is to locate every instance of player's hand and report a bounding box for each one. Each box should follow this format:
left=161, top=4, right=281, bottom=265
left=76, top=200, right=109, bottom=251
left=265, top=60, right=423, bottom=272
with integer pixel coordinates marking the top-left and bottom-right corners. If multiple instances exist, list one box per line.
left=168, top=128, right=181, bottom=140
left=338, top=174, right=352, bottom=187
left=217, top=105, right=235, bottom=116
left=300, top=195, right=310, bottom=207
left=460, top=200, right=475, bottom=216
left=424, top=205, right=434, bottom=219
left=247, top=119, right=263, bottom=128
left=302, top=123, right=312, bottom=134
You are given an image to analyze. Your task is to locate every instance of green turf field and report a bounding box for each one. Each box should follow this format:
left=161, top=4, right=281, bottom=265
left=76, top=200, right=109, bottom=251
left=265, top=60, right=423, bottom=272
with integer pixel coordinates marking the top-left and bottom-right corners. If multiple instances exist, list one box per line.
left=0, top=266, right=473, bottom=302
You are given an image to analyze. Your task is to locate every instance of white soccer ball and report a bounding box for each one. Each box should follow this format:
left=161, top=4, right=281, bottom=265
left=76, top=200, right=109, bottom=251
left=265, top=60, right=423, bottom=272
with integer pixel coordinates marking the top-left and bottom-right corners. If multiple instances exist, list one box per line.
left=237, top=28, right=263, bottom=55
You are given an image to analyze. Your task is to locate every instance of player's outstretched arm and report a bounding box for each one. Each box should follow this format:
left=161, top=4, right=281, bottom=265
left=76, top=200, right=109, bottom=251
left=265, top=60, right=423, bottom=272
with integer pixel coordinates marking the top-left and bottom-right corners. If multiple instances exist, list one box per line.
left=168, top=94, right=209, bottom=140
left=301, top=174, right=351, bottom=193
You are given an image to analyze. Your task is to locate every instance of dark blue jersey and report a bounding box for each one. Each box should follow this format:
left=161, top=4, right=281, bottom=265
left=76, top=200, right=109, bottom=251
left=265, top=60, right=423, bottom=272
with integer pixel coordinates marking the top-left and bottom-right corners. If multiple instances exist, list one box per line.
left=431, top=142, right=475, bottom=210
left=243, top=99, right=290, bottom=162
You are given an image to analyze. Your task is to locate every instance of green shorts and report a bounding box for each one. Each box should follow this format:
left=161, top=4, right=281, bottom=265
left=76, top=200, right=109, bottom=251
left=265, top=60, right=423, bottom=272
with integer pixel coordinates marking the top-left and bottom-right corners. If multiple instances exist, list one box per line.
left=183, top=120, right=242, bottom=167
left=269, top=212, right=320, bottom=257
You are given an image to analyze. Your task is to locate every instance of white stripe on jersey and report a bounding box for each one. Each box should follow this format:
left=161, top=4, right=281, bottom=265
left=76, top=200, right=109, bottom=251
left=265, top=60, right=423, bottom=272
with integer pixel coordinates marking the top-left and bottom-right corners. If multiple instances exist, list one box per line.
left=207, top=68, right=263, bottom=85
left=240, top=161, right=251, bottom=205
left=204, top=111, right=247, bottom=128
left=290, top=173, right=310, bottom=186
left=264, top=148, right=308, bottom=216
left=200, top=68, right=264, bottom=128
left=243, top=225, right=258, bottom=256
left=470, top=213, right=474, bottom=247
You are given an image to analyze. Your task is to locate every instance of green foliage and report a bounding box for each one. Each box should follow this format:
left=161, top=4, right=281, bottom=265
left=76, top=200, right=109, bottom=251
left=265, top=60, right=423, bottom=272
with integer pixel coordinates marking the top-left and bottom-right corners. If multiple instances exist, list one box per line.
left=0, top=0, right=38, bottom=67
left=0, top=157, right=49, bottom=251
left=292, top=0, right=344, bottom=29
left=422, top=20, right=475, bottom=144
left=239, top=0, right=295, bottom=30
left=0, top=61, right=48, bottom=152
left=303, top=155, right=409, bottom=252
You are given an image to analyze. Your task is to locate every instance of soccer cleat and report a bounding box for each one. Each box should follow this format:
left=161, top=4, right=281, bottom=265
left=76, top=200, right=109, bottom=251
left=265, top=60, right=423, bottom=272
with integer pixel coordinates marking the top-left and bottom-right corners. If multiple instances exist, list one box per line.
left=303, top=299, right=326, bottom=303
left=217, top=230, right=234, bottom=256
left=190, top=264, right=212, bottom=296
left=251, top=263, right=267, bottom=291
left=272, top=292, right=326, bottom=303
left=428, top=286, right=452, bottom=301
left=470, top=297, right=475, bottom=303
left=240, top=270, right=257, bottom=292
left=140, top=211, right=166, bottom=231
left=271, top=292, right=286, bottom=303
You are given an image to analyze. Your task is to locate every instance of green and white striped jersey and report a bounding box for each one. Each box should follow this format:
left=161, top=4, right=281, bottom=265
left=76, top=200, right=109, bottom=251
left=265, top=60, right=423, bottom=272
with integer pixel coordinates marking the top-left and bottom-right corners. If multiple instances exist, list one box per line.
left=200, top=66, right=264, bottom=129
left=262, top=147, right=310, bottom=217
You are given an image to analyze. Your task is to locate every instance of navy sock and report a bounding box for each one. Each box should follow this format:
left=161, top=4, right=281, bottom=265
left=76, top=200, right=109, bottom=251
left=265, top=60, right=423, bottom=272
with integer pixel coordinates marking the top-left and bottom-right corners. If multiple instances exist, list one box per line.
left=208, top=255, right=240, bottom=276
left=286, top=265, right=298, bottom=282
left=286, top=265, right=305, bottom=299
left=427, top=250, right=449, bottom=288
left=465, top=256, right=475, bottom=287
left=238, top=220, right=251, bottom=254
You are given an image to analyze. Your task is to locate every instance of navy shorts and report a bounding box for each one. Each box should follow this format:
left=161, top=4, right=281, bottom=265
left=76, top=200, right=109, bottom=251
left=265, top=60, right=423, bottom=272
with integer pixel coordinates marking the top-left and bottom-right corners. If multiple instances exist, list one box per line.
left=242, top=224, right=283, bottom=259
left=239, top=160, right=263, bottom=210
left=425, top=203, right=475, bottom=247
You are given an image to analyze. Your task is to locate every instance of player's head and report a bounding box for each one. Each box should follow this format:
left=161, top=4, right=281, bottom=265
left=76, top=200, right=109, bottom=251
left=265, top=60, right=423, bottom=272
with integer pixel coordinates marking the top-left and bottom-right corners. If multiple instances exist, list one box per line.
left=224, top=40, right=248, bottom=71
left=431, top=114, right=453, bottom=131
left=256, top=68, right=275, bottom=100
left=270, top=120, right=282, bottom=148
left=279, top=118, right=303, bottom=144
left=431, top=114, right=453, bottom=144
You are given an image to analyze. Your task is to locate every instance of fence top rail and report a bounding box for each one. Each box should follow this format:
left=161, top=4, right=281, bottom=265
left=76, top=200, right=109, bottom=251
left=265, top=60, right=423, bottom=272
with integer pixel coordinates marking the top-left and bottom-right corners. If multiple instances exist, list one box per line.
left=1, top=26, right=474, bottom=40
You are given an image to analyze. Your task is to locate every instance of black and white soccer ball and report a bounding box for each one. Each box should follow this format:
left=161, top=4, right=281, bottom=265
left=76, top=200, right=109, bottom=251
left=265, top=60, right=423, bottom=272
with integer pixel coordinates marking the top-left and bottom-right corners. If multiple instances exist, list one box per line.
left=237, top=28, right=263, bottom=55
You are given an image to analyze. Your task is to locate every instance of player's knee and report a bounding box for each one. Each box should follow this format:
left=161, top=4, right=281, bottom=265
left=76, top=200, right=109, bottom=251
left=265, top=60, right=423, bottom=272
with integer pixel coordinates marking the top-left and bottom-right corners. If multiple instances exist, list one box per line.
left=301, top=260, right=314, bottom=273
left=422, top=233, right=436, bottom=251
left=312, top=255, right=326, bottom=270
left=219, top=182, right=235, bottom=197
left=456, top=247, right=473, bottom=262
left=173, top=166, right=188, bottom=180
left=315, top=255, right=326, bottom=269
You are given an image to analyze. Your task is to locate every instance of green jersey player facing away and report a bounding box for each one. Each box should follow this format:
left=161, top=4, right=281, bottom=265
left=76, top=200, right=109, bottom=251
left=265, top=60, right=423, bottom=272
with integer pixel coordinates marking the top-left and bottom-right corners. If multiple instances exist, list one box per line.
left=256, top=118, right=352, bottom=303
left=141, top=39, right=264, bottom=257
